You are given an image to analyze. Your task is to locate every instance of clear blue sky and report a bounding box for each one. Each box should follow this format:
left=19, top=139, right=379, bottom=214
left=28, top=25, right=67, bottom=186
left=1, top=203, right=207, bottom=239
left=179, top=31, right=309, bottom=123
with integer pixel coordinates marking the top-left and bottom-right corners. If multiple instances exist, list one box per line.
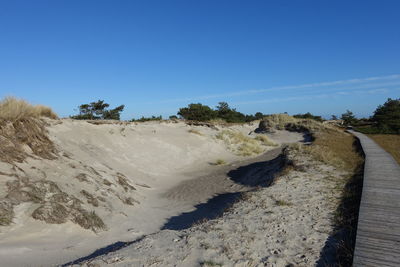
left=1, top=0, right=399, bottom=119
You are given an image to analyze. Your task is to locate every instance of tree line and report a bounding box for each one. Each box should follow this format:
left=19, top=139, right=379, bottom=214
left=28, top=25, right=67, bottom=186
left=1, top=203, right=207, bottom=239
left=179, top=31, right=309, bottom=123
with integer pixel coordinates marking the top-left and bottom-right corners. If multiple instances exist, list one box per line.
left=71, top=98, right=400, bottom=133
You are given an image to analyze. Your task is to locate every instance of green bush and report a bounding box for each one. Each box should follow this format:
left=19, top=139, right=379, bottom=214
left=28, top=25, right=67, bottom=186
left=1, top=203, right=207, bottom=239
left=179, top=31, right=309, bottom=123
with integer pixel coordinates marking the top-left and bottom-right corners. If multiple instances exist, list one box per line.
left=178, top=103, right=217, bottom=121
left=215, top=102, right=247, bottom=123
left=132, top=115, right=162, bottom=122
left=71, top=100, right=124, bottom=120
left=293, top=112, right=324, bottom=122
left=177, top=102, right=266, bottom=123
left=354, top=126, right=383, bottom=134
left=372, top=98, right=400, bottom=134
left=341, top=110, right=357, bottom=125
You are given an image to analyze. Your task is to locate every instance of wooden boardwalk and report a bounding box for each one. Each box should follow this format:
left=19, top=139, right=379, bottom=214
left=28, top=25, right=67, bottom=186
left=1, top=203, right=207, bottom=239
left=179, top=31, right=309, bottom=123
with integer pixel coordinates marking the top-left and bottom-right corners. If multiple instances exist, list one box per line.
left=350, top=131, right=400, bottom=266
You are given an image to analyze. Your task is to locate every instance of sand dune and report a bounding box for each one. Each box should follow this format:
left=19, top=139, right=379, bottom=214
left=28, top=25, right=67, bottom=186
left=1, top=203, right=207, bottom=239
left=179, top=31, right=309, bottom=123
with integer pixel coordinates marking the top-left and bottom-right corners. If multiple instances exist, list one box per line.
left=0, top=119, right=300, bottom=266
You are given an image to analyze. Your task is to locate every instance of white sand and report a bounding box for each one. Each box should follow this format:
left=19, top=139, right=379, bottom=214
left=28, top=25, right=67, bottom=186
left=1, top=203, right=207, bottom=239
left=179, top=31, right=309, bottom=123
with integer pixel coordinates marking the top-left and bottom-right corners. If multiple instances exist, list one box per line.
left=0, top=120, right=301, bottom=267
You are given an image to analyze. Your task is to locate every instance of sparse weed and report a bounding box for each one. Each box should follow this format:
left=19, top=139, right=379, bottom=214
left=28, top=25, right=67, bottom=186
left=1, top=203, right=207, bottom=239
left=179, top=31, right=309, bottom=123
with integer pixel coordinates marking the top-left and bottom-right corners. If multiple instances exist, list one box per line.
left=213, top=159, right=226, bottom=165
left=200, top=260, right=222, bottom=267
left=188, top=129, right=203, bottom=136
left=274, top=199, right=292, bottom=206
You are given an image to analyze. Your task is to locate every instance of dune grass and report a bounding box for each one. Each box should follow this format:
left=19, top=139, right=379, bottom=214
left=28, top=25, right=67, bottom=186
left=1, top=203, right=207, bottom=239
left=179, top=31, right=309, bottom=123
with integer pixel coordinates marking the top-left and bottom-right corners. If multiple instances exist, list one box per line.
left=254, top=135, right=277, bottom=146
left=313, top=129, right=363, bottom=171
left=0, top=97, right=58, bottom=163
left=216, top=130, right=270, bottom=156
left=262, top=113, right=298, bottom=130
left=367, top=134, right=400, bottom=164
left=291, top=129, right=363, bottom=171
left=0, top=97, right=58, bottom=121
left=188, top=128, right=204, bottom=136
left=261, top=113, right=335, bottom=133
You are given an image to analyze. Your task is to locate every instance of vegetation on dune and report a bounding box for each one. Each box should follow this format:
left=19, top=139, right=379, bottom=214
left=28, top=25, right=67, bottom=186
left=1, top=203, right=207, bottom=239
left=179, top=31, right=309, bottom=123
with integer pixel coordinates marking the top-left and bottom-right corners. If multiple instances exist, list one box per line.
left=0, top=97, right=58, bottom=121
left=216, top=130, right=275, bottom=156
left=215, top=102, right=247, bottom=123
left=132, top=115, right=162, bottom=122
left=188, top=129, right=203, bottom=136
left=256, top=113, right=332, bottom=135
left=371, top=98, right=400, bottom=133
left=341, top=110, right=357, bottom=126
left=71, top=100, right=125, bottom=120
left=178, top=103, right=218, bottom=121
left=0, top=118, right=57, bottom=163
left=293, top=112, right=324, bottom=122
left=292, top=129, right=363, bottom=171
left=0, top=97, right=58, bottom=163
left=345, top=98, right=400, bottom=134
left=254, top=135, right=277, bottom=146
left=213, top=159, right=226, bottom=165
left=177, top=102, right=269, bottom=123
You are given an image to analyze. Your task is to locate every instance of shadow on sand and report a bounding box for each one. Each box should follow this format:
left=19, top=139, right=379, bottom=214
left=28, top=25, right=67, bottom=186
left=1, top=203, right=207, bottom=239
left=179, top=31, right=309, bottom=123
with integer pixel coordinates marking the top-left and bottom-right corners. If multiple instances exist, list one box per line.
left=162, top=192, right=242, bottom=230
left=163, top=153, right=287, bottom=231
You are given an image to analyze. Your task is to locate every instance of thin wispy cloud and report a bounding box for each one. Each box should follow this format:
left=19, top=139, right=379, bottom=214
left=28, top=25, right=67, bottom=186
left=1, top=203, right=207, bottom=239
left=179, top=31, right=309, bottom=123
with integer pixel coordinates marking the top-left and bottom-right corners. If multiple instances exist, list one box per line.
left=146, top=74, right=400, bottom=104
left=233, top=87, right=396, bottom=105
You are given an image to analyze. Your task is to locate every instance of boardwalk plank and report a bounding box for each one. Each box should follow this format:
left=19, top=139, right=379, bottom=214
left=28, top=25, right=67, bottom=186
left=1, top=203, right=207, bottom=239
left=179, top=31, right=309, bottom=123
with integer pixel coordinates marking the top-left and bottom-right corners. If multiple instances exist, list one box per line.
left=350, top=131, right=400, bottom=266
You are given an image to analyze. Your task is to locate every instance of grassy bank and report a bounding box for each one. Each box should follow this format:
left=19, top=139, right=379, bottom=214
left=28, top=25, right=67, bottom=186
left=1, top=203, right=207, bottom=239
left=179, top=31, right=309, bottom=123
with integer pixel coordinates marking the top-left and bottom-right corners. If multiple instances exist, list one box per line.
left=290, top=127, right=364, bottom=265
left=367, top=134, right=400, bottom=164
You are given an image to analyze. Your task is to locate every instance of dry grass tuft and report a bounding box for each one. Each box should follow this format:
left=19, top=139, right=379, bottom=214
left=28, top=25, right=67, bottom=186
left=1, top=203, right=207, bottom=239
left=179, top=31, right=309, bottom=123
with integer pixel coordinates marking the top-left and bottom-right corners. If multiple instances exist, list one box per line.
left=0, top=118, right=57, bottom=163
left=213, top=159, right=226, bottom=165
left=0, top=97, right=58, bottom=121
left=72, top=210, right=107, bottom=232
left=115, top=172, right=136, bottom=192
left=254, top=135, right=277, bottom=146
left=274, top=199, right=292, bottom=206
left=0, top=97, right=58, bottom=162
left=188, top=128, right=204, bottom=136
left=367, top=134, right=400, bottom=164
left=33, top=105, right=58, bottom=119
left=216, top=130, right=267, bottom=156
left=0, top=201, right=14, bottom=226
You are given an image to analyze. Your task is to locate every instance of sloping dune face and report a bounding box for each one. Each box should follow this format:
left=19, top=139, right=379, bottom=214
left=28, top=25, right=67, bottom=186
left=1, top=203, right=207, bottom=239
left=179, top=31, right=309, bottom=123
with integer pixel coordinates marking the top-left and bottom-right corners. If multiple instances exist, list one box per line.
left=0, top=119, right=286, bottom=266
